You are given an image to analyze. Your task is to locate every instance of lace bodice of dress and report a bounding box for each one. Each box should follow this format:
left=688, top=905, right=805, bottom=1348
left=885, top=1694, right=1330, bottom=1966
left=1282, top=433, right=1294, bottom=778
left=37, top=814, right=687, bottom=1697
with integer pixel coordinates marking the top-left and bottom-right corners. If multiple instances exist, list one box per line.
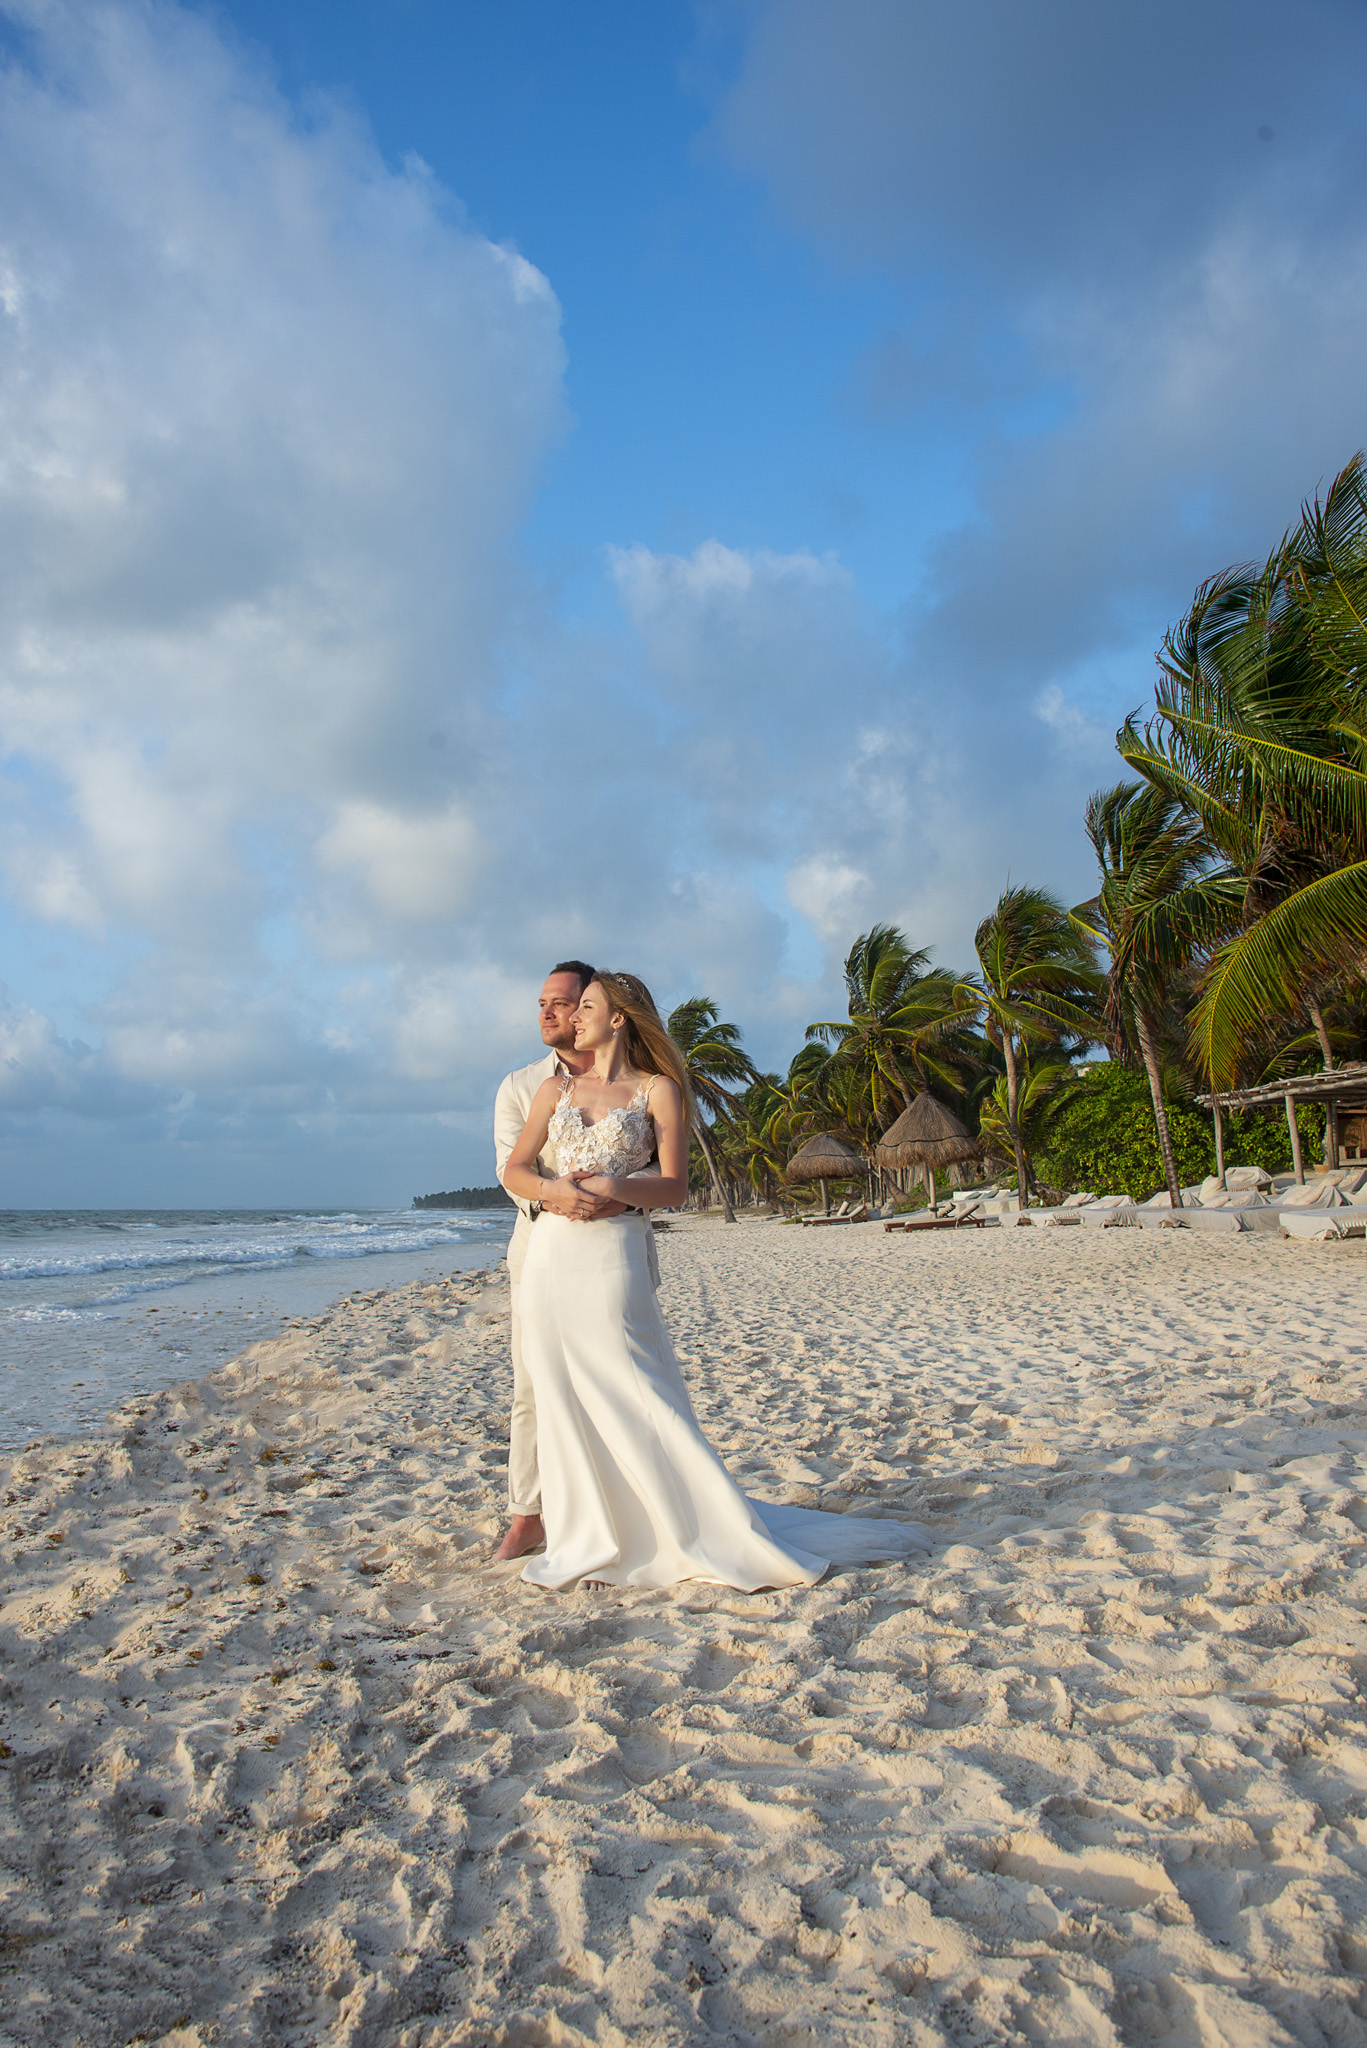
left=548, top=1077, right=656, bottom=1179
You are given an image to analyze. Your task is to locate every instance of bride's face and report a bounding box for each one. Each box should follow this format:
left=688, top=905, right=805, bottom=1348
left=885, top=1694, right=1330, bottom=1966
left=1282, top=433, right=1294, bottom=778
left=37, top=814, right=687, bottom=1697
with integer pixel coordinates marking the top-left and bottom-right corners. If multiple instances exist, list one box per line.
left=572, top=983, right=621, bottom=1051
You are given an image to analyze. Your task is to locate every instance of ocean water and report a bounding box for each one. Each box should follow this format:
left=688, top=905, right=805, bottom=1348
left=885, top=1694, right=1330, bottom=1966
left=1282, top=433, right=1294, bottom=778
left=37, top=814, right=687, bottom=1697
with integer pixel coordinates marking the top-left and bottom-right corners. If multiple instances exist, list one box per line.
left=0, top=1207, right=514, bottom=1450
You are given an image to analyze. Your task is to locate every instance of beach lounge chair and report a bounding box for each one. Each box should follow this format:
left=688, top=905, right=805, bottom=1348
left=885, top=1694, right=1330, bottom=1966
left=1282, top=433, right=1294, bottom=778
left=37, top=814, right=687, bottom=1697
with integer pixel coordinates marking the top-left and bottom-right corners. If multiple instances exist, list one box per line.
left=804, top=1201, right=869, bottom=1227
left=1278, top=1180, right=1347, bottom=1209
left=1077, top=1196, right=1138, bottom=1227
left=1200, top=1166, right=1272, bottom=1199
left=884, top=1202, right=985, bottom=1234
left=1281, top=1211, right=1354, bottom=1240
left=1134, top=1199, right=1236, bottom=1231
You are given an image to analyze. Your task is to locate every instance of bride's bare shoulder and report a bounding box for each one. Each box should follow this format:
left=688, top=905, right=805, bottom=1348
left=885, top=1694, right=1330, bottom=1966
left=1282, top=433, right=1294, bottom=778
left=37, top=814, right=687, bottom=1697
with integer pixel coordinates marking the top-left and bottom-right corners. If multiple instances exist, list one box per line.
left=639, top=1071, right=681, bottom=1113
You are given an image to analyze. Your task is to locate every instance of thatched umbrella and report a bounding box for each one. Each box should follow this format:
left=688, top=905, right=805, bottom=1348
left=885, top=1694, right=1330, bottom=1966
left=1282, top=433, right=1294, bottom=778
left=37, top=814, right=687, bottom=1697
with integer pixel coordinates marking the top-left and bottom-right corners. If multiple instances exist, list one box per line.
left=875, top=1092, right=981, bottom=1206
left=786, top=1131, right=866, bottom=1215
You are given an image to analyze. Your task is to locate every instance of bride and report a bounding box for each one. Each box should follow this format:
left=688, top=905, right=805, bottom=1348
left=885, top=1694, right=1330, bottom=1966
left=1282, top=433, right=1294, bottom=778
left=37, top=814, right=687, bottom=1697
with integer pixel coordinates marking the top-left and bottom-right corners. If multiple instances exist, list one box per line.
left=501, top=970, right=929, bottom=1592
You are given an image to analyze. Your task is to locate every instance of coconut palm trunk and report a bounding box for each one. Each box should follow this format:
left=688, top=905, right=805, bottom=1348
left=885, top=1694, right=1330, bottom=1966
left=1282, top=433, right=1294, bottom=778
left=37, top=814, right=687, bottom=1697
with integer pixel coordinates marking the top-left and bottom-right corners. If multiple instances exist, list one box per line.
left=1133, top=1004, right=1183, bottom=1207
left=1073, top=783, right=1220, bottom=1211
left=890, top=1065, right=915, bottom=1113
left=1309, top=1000, right=1334, bottom=1070
left=968, top=887, right=1102, bottom=1213
left=1000, top=1032, right=1031, bottom=1211
left=693, top=1119, right=736, bottom=1223
left=667, top=998, right=756, bottom=1227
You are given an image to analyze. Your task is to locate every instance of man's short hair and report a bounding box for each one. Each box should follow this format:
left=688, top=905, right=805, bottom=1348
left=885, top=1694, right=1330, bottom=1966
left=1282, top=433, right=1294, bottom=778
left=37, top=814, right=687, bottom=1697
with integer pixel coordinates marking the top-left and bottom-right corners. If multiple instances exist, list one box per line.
left=549, top=959, right=597, bottom=994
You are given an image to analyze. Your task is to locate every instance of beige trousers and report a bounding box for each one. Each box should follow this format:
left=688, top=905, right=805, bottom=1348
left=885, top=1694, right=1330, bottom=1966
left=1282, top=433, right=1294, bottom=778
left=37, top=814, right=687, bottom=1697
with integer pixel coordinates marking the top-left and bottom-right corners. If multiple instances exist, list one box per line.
left=505, top=1213, right=541, bottom=1516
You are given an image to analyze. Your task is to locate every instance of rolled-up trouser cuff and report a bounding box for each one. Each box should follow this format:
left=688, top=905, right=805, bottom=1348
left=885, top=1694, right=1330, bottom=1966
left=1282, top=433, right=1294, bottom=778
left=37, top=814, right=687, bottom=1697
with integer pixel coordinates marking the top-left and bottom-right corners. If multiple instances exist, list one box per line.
left=507, top=1274, right=541, bottom=1517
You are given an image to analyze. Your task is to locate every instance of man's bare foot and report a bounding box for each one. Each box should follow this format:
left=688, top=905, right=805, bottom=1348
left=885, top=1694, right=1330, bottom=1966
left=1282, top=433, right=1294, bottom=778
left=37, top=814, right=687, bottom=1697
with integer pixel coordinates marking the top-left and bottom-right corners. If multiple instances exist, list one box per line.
left=495, top=1513, right=544, bottom=1561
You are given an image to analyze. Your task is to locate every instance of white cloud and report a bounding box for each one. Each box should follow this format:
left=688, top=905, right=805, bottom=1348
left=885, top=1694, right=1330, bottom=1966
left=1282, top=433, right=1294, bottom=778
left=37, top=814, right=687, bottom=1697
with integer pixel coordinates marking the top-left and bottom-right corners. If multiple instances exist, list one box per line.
left=608, top=537, right=888, bottom=848
left=389, top=963, right=534, bottom=1089
left=1034, top=685, right=1112, bottom=759
left=715, top=0, right=1362, bottom=289
left=786, top=856, right=871, bottom=943
left=612, top=537, right=842, bottom=609
left=0, top=984, right=104, bottom=1111
left=315, top=800, right=486, bottom=924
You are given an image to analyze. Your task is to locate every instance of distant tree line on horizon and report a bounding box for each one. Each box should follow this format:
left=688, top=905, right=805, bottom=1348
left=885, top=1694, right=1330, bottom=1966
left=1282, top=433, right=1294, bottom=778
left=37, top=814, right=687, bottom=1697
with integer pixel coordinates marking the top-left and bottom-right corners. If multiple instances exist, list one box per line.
left=414, top=1186, right=515, bottom=1211
left=664, top=454, right=1367, bottom=1216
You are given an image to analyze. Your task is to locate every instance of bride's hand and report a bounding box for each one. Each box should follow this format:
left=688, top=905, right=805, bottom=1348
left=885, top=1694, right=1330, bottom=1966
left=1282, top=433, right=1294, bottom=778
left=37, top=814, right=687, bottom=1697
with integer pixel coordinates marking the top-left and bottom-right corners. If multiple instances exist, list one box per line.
left=568, top=1170, right=631, bottom=1219
left=540, top=1174, right=616, bottom=1222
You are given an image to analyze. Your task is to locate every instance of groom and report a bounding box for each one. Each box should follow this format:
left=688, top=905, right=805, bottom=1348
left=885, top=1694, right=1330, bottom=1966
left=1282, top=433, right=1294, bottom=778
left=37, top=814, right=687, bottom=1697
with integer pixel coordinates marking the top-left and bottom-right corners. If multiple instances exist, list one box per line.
left=492, top=960, right=629, bottom=1561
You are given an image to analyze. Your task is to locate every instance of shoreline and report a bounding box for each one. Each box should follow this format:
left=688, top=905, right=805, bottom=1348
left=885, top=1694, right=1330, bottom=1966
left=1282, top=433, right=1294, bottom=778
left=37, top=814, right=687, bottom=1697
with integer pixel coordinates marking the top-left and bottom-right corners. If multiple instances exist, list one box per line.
left=0, top=1217, right=512, bottom=1453
left=2, top=1221, right=1365, bottom=2044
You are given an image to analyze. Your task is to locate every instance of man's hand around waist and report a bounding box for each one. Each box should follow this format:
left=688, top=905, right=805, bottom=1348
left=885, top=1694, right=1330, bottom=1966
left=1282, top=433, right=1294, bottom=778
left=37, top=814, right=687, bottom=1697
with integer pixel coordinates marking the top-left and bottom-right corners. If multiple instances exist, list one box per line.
left=539, top=1175, right=630, bottom=1222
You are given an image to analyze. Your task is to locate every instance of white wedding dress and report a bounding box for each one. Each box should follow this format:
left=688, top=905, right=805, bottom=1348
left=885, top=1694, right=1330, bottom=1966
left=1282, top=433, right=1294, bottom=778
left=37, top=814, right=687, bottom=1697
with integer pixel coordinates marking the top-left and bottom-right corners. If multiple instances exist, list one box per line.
left=516, top=1076, right=932, bottom=1591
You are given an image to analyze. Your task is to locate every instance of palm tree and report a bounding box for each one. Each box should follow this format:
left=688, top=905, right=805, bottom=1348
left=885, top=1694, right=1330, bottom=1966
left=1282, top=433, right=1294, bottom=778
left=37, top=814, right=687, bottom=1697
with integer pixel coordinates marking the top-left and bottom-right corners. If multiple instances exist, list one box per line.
left=1119, top=453, right=1367, bottom=1088
left=753, top=1054, right=824, bottom=1209
left=723, top=1075, right=787, bottom=1206
left=977, top=1055, right=1085, bottom=1181
left=666, top=998, right=759, bottom=1223
left=805, top=925, right=978, bottom=1130
left=1072, top=782, right=1232, bottom=1205
left=963, top=887, right=1103, bottom=1208
left=818, top=1060, right=883, bottom=1153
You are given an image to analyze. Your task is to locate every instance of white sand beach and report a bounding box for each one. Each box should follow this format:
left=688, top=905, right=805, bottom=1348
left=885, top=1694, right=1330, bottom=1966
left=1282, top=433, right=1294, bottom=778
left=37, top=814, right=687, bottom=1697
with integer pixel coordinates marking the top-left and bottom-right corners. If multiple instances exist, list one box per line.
left=2, top=1219, right=1365, bottom=2047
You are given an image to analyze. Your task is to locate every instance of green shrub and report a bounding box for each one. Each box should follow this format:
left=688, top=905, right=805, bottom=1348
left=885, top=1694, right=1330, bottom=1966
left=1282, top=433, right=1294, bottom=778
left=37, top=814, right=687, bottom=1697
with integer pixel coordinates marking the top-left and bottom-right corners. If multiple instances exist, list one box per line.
left=1036, top=1063, right=1324, bottom=1201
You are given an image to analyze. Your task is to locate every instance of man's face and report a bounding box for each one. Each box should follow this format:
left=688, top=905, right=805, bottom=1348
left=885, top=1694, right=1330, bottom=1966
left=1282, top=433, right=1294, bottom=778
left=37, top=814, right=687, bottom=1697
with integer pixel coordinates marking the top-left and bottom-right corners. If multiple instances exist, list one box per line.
left=539, top=973, right=585, bottom=1049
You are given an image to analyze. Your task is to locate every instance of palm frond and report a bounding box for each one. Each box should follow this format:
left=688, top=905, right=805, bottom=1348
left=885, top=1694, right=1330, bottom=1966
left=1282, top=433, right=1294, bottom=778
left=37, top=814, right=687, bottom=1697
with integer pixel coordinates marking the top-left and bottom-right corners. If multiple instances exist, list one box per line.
left=1190, top=860, right=1367, bottom=1086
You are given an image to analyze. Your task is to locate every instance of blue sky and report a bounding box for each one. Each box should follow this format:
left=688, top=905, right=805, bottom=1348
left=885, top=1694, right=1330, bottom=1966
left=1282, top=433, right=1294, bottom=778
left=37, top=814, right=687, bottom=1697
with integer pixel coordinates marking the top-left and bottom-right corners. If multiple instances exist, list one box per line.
left=0, top=0, right=1364, bottom=1205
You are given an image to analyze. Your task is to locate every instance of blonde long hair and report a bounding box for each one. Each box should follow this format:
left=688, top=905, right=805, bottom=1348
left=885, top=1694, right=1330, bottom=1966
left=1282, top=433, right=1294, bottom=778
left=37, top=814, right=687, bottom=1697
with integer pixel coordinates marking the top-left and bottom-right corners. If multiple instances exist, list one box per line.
left=592, top=971, right=696, bottom=1126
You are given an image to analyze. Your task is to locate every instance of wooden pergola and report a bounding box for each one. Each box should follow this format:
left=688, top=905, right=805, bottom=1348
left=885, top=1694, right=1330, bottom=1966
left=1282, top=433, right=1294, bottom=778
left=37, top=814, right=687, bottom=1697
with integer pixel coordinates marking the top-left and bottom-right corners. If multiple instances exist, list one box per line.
left=1196, top=1062, right=1367, bottom=1185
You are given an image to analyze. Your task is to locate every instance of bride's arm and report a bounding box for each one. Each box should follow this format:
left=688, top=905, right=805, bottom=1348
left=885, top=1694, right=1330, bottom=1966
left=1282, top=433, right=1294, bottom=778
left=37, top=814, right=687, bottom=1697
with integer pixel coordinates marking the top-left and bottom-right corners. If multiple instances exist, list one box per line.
left=573, top=1077, right=690, bottom=1209
left=503, top=1080, right=618, bottom=1221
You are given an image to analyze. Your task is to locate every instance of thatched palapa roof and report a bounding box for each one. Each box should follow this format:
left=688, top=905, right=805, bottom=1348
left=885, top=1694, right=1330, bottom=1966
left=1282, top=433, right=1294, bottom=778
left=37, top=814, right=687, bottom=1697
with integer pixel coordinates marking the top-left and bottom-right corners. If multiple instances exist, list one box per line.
left=786, top=1131, right=867, bottom=1182
left=874, top=1091, right=981, bottom=1170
